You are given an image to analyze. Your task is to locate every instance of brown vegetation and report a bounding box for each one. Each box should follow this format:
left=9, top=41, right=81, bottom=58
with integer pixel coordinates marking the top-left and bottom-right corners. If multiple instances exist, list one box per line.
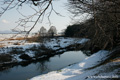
left=0, top=44, right=5, bottom=48
left=26, top=35, right=43, bottom=43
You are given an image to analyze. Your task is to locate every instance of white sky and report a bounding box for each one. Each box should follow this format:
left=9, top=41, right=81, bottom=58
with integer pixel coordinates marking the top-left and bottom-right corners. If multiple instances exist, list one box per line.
left=0, top=0, right=72, bottom=33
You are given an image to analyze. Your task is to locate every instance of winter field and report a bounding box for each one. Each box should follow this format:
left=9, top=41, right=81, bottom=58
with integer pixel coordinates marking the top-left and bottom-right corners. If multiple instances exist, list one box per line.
left=0, top=34, right=120, bottom=80
left=0, top=34, right=89, bottom=64
left=0, top=34, right=33, bottom=47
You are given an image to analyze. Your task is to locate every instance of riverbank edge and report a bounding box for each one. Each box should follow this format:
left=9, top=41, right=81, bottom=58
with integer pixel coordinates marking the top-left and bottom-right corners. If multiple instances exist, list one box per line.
left=0, top=43, right=88, bottom=71
left=30, top=49, right=120, bottom=80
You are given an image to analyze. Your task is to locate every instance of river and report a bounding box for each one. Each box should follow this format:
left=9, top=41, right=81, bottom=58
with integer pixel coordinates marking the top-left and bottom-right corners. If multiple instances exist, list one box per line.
left=0, top=51, right=88, bottom=80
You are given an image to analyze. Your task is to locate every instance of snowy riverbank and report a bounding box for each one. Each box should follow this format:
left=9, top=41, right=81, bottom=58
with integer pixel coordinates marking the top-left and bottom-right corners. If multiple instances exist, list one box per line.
left=30, top=50, right=120, bottom=80
left=0, top=37, right=89, bottom=65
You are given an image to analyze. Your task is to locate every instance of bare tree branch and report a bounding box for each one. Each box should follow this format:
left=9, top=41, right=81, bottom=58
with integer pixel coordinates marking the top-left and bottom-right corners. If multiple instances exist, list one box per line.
left=26, top=0, right=53, bottom=35
left=0, top=0, right=15, bottom=17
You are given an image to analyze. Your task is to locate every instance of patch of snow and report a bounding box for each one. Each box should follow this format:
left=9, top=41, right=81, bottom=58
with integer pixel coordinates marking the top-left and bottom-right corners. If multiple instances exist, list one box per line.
left=13, top=54, right=22, bottom=62
left=25, top=51, right=35, bottom=57
left=0, top=37, right=90, bottom=64
left=30, top=50, right=114, bottom=80
left=44, top=37, right=88, bottom=50
left=56, top=49, right=66, bottom=53
left=77, top=38, right=90, bottom=44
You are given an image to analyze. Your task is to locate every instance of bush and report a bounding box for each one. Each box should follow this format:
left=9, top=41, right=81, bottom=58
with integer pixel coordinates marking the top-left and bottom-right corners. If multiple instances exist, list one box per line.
left=0, top=54, right=12, bottom=62
left=19, top=54, right=32, bottom=60
left=10, top=47, right=24, bottom=54
left=34, top=44, right=54, bottom=57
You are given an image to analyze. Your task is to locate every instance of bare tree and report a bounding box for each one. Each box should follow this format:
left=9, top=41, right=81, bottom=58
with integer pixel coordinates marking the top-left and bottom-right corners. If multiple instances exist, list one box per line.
left=68, top=0, right=120, bottom=50
left=0, top=0, right=61, bottom=35
left=47, top=26, right=57, bottom=37
left=39, top=26, right=47, bottom=37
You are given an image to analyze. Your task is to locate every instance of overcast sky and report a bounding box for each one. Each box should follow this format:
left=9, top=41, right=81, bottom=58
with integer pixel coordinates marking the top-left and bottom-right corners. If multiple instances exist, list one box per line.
left=0, top=0, right=72, bottom=33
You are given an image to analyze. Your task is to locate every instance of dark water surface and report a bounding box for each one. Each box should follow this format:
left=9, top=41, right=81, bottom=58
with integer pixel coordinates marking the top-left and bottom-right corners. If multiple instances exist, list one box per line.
left=0, top=51, right=87, bottom=80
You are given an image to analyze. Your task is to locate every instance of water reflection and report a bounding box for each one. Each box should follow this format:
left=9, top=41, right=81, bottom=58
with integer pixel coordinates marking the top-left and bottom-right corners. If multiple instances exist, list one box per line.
left=0, top=69, right=11, bottom=76
left=36, top=60, right=49, bottom=74
left=0, top=51, right=88, bottom=80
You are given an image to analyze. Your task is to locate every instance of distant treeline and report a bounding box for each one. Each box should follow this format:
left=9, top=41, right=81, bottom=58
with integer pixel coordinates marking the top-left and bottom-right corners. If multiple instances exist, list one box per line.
left=64, top=18, right=95, bottom=39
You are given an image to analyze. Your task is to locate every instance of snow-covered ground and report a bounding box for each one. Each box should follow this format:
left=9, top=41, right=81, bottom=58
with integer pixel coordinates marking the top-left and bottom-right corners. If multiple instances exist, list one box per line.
left=30, top=50, right=120, bottom=80
left=0, top=33, right=34, bottom=47
left=0, top=37, right=89, bottom=63
left=44, top=37, right=89, bottom=50
left=0, top=34, right=33, bottom=40
left=0, top=35, right=119, bottom=80
left=0, top=33, right=33, bottom=39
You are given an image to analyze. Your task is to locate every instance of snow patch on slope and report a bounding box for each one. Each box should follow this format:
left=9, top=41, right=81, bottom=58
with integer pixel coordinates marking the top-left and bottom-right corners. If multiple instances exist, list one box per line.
left=30, top=50, right=114, bottom=80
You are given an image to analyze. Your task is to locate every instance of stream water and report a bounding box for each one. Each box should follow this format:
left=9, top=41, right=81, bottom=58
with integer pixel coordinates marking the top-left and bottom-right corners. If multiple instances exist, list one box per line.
left=0, top=51, right=88, bottom=80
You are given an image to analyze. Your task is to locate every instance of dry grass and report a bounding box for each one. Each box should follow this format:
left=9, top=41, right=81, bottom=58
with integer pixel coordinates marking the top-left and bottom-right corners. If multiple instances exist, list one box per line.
left=0, top=35, right=42, bottom=48
left=0, top=39, right=3, bottom=41
left=13, top=42, right=21, bottom=45
left=0, top=37, right=25, bottom=41
left=26, top=36, right=43, bottom=43
left=8, top=37, right=25, bottom=40
left=0, top=37, right=25, bottom=48
left=4, top=36, right=41, bottom=42
left=0, top=44, right=5, bottom=48
left=110, top=58, right=120, bottom=62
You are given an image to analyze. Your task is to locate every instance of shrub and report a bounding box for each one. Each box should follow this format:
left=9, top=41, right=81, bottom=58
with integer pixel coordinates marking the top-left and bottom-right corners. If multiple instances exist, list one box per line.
left=10, top=47, right=24, bottom=54
left=19, top=54, right=32, bottom=60
left=0, top=54, right=12, bottom=62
